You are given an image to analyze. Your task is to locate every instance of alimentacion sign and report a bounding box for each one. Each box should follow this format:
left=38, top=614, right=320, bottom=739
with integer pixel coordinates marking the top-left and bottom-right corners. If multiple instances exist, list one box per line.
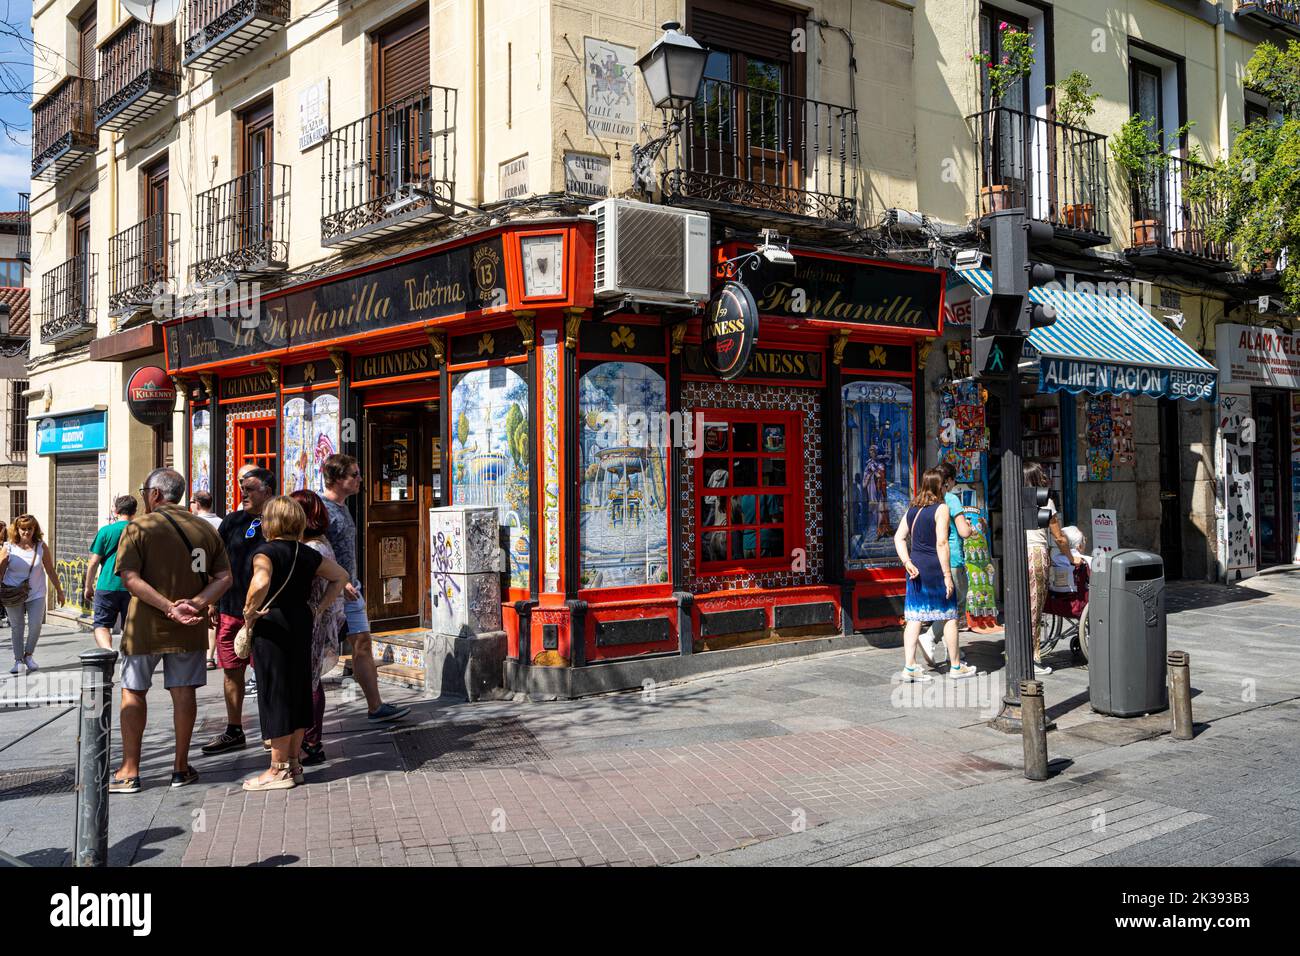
left=1039, top=358, right=1217, bottom=401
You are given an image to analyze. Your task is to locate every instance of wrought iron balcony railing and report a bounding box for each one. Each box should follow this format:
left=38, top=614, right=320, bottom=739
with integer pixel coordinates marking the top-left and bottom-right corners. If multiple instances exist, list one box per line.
left=109, top=212, right=178, bottom=314
left=1235, top=1, right=1300, bottom=37
left=17, top=193, right=29, bottom=262
left=321, top=85, right=457, bottom=247
left=32, top=76, right=98, bottom=182
left=184, top=0, right=290, bottom=71
left=659, top=77, right=859, bottom=225
left=41, top=253, right=97, bottom=344
left=193, top=164, right=289, bottom=284
left=96, top=19, right=180, bottom=132
left=1127, top=154, right=1234, bottom=264
left=969, top=106, right=1110, bottom=242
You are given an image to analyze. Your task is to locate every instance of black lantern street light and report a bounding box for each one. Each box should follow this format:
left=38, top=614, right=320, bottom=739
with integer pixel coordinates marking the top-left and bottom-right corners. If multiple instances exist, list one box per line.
left=631, top=22, right=709, bottom=193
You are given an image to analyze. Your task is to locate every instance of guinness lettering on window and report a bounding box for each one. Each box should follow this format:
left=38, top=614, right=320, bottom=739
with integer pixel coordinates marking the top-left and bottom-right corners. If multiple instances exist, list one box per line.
left=353, top=347, right=435, bottom=384
left=702, top=281, right=758, bottom=381
left=220, top=372, right=276, bottom=401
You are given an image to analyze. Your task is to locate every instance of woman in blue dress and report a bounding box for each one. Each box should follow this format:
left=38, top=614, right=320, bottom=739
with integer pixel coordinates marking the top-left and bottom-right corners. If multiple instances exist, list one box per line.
left=893, top=467, right=978, bottom=682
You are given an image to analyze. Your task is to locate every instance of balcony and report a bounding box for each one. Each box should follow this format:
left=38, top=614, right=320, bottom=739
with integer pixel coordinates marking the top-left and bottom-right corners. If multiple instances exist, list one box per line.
left=969, top=106, right=1110, bottom=246
left=659, top=78, right=859, bottom=228
left=321, top=86, right=457, bottom=248
left=1235, top=1, right=1300, bottom=37
left=183, top=0, right=290, bottom=72
left=96, top=19, right=180, bottom=132
left=31, top=76, right=98, bottom=182
left=17, top=193, right=29, bottom=262
left=109, top=213, right=178, bottom=315
left=193, top=164, right=289, bottom=284
left=1125, top=154, right=1234, bottom=269
left=40, top=253, right=97, bottom=344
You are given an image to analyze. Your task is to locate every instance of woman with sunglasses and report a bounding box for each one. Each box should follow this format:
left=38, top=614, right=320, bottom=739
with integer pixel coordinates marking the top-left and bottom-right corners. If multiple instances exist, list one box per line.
left=0, top=514, right=65, bottom=673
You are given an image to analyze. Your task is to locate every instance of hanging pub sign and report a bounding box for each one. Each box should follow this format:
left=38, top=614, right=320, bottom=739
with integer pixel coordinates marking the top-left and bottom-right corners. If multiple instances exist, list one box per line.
left=702, top=281, right=759, bottom=381
left=165, top=236, right=508, bottom=370
left=125, top=366, right=177, bottom=426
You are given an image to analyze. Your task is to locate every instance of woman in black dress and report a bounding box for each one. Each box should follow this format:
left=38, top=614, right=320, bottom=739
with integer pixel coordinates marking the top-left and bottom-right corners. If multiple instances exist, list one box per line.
left=242, top=496, right=349, bottom=791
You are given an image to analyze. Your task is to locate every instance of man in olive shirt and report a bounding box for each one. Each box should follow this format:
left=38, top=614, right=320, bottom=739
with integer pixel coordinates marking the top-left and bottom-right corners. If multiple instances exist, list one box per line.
left=112, top=468, right=232, bottom=793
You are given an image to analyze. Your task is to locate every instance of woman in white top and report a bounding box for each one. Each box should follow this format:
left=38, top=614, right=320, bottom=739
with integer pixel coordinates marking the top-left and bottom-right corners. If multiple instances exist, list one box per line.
left=1023, top=462, right=1083, bottom=676
left=0, top=514, right=65, bottom=673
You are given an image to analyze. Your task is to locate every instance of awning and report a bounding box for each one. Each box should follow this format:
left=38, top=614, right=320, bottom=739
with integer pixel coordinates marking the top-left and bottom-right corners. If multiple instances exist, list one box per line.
left=962, top=269, right=1218, bottom=402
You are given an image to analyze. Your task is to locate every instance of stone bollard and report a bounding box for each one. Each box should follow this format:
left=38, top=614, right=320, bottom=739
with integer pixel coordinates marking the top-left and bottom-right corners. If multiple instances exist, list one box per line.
left=1168, top=650, right=1193, bottom=741
left=75, top=648, right=117, bottom=867
left=1020, top=679, right=1048, bottom=781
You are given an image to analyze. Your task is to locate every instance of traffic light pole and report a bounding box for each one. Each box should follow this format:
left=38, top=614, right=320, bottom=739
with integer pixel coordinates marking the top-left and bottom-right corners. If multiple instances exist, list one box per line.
left=992, top=359, right=1034, bottom=731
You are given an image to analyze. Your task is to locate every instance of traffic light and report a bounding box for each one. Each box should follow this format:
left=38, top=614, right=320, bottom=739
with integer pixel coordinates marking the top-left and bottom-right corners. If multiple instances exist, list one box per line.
left=971, top=210, right=1058, bottom=378
left=1022, top=485, right=1052, bottom=529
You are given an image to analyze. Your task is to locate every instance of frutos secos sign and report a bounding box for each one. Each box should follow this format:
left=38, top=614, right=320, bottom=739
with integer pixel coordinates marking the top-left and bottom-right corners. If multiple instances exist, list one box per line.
left=702, top=281, right=759, bottom=380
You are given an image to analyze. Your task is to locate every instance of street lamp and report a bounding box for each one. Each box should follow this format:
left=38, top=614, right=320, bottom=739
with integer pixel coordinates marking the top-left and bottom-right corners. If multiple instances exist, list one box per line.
left=631, top=22, right=708, bottom=193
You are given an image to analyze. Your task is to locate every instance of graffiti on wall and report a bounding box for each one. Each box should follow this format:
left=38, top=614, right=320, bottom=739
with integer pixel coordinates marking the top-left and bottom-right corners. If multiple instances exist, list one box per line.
left=1218, top=392, right=1256, bottom=570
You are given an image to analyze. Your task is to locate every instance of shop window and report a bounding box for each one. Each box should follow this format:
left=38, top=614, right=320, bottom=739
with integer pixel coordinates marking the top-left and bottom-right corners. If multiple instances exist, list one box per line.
left=282, top=394, right=340, bottom=494
left=695, top=409, right=803, bottom=571
left=450, top=366, right=530, bottom=590
left=10, top=490, right=26, bottom=519
left=234, top=419, right=278, bottom=491
left=191, top=409, right=212, bottom=496
left=843, top=379, right=914, bottom=568
left=578, top=362, right=669, bottom=589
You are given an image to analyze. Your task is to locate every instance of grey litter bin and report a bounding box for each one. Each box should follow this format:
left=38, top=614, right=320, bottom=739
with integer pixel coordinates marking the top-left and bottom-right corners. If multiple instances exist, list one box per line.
left=1088, top=549, right=1168, bottom=717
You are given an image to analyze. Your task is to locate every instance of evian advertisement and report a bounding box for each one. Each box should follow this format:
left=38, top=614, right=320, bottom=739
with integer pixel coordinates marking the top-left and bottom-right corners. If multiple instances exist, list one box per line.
left=1217, top=323, right=1300, bottom=389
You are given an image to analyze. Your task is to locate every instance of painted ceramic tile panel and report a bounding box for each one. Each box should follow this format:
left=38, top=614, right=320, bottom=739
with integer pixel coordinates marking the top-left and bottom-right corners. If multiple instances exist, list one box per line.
left=283, top=394, right=339, bottom=494
left=191, top=410, right=212, bottom=495
left=577, top=361, right=669, bottom=588
left=843, top=380, right=913, bottom=568
left=450, top=366, right=531, bottom=589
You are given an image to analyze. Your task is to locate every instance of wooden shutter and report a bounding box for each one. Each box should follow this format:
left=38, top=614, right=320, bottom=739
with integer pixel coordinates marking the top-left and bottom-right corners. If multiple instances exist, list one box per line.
left=78, top=8, right=97, bottom=80
left=377, top=12, right=430, bottom=108
left=687, top=0, right=797, bottom=62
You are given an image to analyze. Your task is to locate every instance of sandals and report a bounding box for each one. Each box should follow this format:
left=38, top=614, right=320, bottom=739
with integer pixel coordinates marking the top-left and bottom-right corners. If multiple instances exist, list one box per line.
left=241, top=762, right=296, bottom=791
left=289, top=758, right=304, bottom=786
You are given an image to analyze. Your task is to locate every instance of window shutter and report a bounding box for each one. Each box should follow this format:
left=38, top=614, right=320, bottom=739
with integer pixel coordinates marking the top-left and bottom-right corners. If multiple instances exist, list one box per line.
left=687, top=1, right=797, bottom=62
left=379, top=15, right=430, bottom=107
left=78, top=9, right=97, bottom=81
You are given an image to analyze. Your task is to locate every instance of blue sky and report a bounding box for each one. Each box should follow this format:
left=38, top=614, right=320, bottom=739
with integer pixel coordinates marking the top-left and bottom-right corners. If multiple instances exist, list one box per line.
left=0, top=0, right=33, bottom=211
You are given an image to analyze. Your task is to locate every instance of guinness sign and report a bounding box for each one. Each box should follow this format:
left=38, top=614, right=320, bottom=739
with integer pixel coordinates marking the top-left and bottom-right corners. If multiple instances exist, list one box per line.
left=125, top=366, right=177, bottom=427
left=353, top=346, right=435, bottom=384
left=702, top=281, right=758, bottom=381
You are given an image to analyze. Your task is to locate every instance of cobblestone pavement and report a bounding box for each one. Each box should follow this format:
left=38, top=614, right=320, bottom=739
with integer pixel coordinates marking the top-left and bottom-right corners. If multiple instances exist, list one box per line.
left=3, top=573, right=1299, bottom=867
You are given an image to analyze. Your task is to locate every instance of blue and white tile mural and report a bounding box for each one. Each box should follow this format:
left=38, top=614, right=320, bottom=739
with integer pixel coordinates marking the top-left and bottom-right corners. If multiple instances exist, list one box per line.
left=283, top=394, right=339, bottom=494
left=578, top=362, right=669, bottom=588
left=843, top=380, right=913, bottom=568
left=451, top=366, right=531, bottom=589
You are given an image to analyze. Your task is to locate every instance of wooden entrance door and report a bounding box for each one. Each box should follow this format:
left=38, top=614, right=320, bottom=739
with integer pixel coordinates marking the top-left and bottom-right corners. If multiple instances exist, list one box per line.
left=240, top=99, right=274, bottom=254
left=143, top=154, right=169, bottom=289
left=364, top=405, right=439, bottom=630
left=1253, top=390, right=1290, bottom=568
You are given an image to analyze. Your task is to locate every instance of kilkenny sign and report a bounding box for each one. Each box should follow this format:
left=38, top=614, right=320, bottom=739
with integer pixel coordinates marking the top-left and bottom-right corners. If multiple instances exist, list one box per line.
left=166, top=237, right=507, bottom=370
left=124, top=366, right=177, bottom=427
left=702, top=281, right=759, bottom=381
left=747, top=254, right=943, bottom=333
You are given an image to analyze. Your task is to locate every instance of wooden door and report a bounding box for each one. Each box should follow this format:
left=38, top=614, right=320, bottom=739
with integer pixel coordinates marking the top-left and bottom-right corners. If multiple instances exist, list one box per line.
left=70, top=206, right=91, bottom=317
left=373, top=11, right=431, bottom=197
left=78, top=8, right=97, bottom=80
left=143, top=155, right=169, bottom=288
left=365, top=407, right=426, bottom=630
left=232, top=418, right=278, bottom=507
left=240, top=100, right=274, bottom=252
left=1253, top=390, right=1289, bottom=568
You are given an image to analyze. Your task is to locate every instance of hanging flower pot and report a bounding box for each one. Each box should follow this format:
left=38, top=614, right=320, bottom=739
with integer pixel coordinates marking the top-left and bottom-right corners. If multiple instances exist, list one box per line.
left=1063, top=202, right=1094, bottom=231
left=1131, top=219, right=1159, bottom=247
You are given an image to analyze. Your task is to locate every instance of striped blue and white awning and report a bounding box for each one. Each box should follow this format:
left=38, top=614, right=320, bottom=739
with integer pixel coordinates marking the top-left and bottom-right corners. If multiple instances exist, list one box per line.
left=961, top=269, right=1218, bottom=401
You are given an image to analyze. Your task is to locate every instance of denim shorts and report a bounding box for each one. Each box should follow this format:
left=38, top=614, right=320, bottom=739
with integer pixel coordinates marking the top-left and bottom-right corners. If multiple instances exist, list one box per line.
left=343, top=592, right=370, bottom=636
left=91, top=589, right=132, bottom=631
left=121, top=650, right=207, bottom=692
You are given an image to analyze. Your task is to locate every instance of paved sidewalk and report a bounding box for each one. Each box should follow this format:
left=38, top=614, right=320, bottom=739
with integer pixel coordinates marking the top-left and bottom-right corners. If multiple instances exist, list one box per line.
left=3, top=572, right=1299, bottom=867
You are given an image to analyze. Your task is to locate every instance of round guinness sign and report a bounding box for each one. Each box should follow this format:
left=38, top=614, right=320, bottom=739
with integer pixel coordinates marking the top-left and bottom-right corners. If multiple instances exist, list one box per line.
left=125, top=366, right=178, bottom=427
left=702, top=281, right=759, bottom=380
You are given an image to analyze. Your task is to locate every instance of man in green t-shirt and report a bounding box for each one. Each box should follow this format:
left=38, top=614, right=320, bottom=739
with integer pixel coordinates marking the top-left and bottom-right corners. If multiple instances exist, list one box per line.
left=84, top=495, right=138, bottom=650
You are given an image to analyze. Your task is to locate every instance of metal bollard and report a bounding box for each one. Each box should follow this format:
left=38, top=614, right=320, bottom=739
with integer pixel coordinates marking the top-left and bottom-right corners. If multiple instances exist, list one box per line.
left=1020, top=679, right=1048, bottom=781
left=74, top=648, right=118, bottom=867
left=1168, top=650, right=1193, bottom=741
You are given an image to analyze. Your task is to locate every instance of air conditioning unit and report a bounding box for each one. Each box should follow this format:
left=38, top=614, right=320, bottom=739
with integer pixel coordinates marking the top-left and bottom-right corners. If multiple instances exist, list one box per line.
left=593, top=199, right=710, bottom=304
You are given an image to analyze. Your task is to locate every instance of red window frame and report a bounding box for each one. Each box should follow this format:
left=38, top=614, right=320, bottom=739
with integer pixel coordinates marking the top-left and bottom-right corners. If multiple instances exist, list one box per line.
left=694, top=408, right=804, bottom=574
left=231, top=418, right=278, bottom=504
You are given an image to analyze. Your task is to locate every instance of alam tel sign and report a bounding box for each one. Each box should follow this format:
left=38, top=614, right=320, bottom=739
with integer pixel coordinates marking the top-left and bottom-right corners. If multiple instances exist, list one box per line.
left=164, top=236, right=508, bottom=370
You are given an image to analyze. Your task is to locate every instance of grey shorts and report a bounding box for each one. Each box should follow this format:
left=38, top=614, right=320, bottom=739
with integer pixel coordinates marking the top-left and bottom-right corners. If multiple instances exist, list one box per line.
left=121, top=650, right=208, bottom=692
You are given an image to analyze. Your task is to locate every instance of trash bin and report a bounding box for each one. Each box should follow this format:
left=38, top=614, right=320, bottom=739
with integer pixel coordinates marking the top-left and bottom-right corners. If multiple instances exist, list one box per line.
left=1088, top=549, right=1167, bottom=717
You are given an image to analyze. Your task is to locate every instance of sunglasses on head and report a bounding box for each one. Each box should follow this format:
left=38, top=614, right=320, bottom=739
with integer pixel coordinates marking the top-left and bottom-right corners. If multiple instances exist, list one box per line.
left=246, top=517, right=262, bottom=539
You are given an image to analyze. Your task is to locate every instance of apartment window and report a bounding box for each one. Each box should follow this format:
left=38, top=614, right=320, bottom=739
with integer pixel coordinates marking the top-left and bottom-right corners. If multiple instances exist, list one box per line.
left=979, top=6, right=1033, bottom=112
left=238, top=100, right=273, bottom=253
left=374, top=9, right=430, bottom=110
left=9, top=491, right=26, bottom=521
left=0, top=260, right=27, bottom=285
left=77, top=6, right=97, bottom=81
left=696, top=410, right=804, bottom=572
left=1128, top=43, right=1184, bottom=147
left=8, top=380, right=27, bottom=460
left=142, top=154, right=170, bottom=286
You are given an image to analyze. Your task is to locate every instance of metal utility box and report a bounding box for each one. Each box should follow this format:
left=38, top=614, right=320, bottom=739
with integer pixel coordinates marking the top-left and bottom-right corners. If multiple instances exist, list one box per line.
left=1088, top=549, right=1168, bottom=717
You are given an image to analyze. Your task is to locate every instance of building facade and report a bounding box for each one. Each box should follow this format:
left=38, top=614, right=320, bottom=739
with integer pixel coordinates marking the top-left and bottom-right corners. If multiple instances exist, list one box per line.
left=26, top=0, right=1296, bottom=690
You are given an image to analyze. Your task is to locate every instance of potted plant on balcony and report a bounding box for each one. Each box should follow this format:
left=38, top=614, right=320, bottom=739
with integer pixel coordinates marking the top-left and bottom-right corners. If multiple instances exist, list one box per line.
left=1111, top=115, right=1192, bottom=248
left=1049, top=70, right=1101, bottom=231
left=972, top=22, right=1035, bottom=214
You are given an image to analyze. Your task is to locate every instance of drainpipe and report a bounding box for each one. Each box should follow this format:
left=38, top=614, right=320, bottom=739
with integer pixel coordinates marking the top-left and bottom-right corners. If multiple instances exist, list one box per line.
left=465, top=0, right=484, bottom=207
left=1216, top=5, right=1228, bottom=158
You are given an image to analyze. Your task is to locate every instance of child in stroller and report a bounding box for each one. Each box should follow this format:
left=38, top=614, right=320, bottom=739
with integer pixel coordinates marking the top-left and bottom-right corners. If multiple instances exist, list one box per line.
left=1041, top=526, right=1091, bottom=663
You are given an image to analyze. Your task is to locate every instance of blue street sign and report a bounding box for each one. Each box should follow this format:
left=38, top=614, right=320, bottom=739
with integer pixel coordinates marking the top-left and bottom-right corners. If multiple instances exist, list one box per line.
left=36, top=412, right=108, bottom=455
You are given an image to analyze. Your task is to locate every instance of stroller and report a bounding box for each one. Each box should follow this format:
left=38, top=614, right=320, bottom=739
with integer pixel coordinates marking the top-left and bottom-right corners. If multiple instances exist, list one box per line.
left=1041, top=559, right=1091, bottom=663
